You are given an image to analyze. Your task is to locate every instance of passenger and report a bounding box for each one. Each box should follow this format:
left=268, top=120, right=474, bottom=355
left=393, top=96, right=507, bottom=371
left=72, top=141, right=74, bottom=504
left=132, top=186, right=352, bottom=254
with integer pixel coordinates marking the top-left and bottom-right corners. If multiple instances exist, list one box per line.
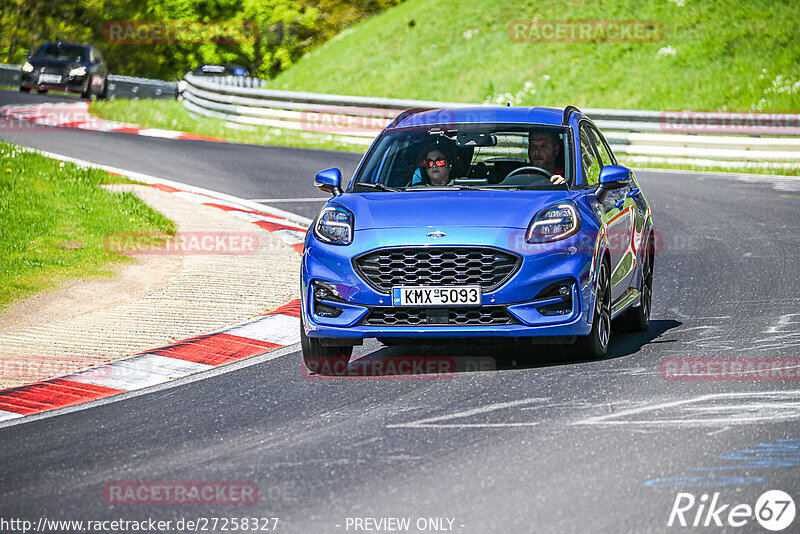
left=412, top=141, right=458, bottom=186
left=528, top=130, right=567, bottom=185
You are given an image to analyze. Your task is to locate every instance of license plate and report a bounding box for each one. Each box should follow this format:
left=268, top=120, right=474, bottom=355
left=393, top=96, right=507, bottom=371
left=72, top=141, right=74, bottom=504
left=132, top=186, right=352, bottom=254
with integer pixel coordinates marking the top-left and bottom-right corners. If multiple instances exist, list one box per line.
left=39, top=74, right=61, bottom=84
left=392, top=285, right=481, bottom=307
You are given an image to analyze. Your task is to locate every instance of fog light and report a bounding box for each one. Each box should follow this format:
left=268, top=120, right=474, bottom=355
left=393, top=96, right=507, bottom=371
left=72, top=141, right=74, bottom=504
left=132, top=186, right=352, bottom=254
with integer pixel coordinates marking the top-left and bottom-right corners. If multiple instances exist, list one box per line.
left=312, top=281, right=346, bottom=318
left=313, top=281, right=345, bottom=302
left=315, top=302, right=343, bottom=318
left=534, top=281, right=573, bottom=316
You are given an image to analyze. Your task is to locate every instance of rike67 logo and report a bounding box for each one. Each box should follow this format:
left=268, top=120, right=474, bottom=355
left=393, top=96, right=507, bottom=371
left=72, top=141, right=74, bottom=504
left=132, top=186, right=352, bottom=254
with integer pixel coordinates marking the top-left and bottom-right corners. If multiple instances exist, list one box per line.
left=668, top=490, right=795, bottom=531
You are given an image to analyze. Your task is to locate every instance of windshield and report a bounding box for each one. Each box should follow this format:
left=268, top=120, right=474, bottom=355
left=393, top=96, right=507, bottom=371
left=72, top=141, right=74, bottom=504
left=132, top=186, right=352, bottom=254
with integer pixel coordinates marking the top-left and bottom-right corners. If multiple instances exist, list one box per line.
left=33, top=44, right=88, bottom=63
left=352, top=123, right=571, bottom=192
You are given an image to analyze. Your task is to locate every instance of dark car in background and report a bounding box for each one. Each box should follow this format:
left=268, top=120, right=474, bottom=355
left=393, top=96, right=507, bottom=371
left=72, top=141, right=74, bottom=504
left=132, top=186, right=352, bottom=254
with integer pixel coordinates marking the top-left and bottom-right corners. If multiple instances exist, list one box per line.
left=20, top=42, right=108, bottom=99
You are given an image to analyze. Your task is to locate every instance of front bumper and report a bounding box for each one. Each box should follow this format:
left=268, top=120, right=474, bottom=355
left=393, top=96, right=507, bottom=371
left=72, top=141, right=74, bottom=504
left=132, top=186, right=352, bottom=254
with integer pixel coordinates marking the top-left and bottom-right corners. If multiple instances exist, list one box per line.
left=21, top=73, right=87, bottom=93
left=301, top=226, right=598, bottom=340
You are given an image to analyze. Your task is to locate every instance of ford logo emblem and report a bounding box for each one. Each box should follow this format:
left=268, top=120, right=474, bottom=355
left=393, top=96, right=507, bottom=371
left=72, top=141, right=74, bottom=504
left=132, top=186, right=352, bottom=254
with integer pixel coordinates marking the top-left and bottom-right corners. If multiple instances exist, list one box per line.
left=427, top=231, right=446, bottom=239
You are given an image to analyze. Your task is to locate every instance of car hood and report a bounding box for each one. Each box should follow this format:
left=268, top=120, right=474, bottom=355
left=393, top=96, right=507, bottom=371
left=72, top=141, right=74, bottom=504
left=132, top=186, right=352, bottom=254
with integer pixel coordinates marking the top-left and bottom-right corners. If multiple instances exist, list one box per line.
left=29, top=58, right=86, bottom=69
left=334, top=190, right=581, bottom=230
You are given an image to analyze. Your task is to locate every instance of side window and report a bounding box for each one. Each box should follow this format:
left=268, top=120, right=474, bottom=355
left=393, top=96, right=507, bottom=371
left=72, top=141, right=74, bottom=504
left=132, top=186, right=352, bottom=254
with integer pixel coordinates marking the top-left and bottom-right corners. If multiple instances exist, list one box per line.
left=579, top=128, right=600, bottom=186
left=586, top=126, right=616, bottom=167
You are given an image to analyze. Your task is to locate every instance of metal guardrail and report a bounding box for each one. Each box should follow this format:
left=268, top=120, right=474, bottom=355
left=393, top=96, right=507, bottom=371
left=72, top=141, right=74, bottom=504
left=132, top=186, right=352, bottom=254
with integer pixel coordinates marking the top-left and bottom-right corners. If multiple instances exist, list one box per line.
left=0, top=63, right=177, bottom=99
left=183, top=73, right=800, bottom=168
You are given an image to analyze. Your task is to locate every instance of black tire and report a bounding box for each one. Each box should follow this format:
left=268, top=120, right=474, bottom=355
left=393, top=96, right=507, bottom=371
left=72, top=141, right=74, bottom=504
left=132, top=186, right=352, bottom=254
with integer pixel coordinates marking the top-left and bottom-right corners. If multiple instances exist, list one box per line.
left=300, top=318, right=352, bottom=375
left=37, top=89, right=48, bottom=94
left=613, top=237, right=653, bottom=333
left=570, top=260, right=611, bottom=359
left=19, top=87, right=30, bottom=93
left=80, top=82, right=91, bottom=100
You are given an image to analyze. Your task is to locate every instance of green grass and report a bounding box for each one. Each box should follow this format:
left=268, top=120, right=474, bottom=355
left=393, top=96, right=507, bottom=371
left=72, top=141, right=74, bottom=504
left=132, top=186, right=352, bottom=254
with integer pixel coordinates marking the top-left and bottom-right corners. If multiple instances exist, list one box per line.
left=266, top=0, right=800, bottom=112
left=618, top=157, right=800, bottom=177
left=91, top=99, right=364, bottom=152
left=0, top=143, right=175, bottom=311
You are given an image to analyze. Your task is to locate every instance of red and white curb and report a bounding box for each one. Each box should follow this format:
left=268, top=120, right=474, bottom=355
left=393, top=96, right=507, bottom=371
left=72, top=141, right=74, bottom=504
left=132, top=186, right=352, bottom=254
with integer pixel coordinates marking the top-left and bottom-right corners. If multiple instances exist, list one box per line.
left=145, top=182, right=308, bottom=254
left=0, top=150, right=313, bottom=422
left=0, top=300, right=301, bottom=421
left=1, top=102, right=228, bottom=142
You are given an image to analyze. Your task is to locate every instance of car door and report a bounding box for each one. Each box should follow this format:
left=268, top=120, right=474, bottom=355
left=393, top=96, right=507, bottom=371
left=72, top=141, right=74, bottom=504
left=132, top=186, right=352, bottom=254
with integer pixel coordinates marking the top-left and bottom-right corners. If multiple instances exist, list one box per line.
left=585, top=123, right=645, bottom=296
left=578, top=124, right=631, bottom=302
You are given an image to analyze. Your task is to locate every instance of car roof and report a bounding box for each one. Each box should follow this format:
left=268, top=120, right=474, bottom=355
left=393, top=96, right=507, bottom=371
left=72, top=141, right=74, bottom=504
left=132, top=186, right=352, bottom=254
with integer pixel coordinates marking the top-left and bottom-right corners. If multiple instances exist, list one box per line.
left=40, top=41, right=91, bottom=49
left=390, top=106, right=571, bottom=129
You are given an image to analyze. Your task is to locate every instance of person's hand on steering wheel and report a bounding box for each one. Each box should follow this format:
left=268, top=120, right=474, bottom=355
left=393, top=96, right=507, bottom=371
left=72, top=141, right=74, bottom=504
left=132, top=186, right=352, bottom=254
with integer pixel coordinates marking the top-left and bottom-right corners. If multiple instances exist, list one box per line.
left=505, top=166, right=566, bottom=186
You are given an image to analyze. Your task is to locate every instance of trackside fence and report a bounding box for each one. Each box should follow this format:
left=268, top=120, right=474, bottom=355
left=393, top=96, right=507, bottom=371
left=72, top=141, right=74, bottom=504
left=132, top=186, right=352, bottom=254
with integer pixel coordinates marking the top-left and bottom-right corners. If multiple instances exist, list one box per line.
left=182, top=73, right=800, bottom=170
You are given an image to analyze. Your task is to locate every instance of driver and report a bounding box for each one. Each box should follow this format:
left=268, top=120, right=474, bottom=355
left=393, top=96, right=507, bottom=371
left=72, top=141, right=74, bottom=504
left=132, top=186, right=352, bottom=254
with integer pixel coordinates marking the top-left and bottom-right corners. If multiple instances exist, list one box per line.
left=528, top=130, right=567, bottom=185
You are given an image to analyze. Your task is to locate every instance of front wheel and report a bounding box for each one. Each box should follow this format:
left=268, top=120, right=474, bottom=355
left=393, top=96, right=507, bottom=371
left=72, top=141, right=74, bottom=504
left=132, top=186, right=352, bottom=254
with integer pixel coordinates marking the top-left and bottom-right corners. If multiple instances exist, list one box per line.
left=19, top=86, right=30, bottom=93
left=300, top=318, right=352, bottom=375
left=571, top=260, right=611, bottom=359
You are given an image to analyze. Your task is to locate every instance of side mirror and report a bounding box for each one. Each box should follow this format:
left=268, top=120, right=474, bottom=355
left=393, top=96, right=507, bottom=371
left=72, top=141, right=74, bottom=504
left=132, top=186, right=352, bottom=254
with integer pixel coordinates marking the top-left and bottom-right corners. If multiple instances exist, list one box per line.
left=315, top=168, right=343, bottom=196
left=595, top=165, right=631, bottom=201
left=598, top=165, right=631, bottom=188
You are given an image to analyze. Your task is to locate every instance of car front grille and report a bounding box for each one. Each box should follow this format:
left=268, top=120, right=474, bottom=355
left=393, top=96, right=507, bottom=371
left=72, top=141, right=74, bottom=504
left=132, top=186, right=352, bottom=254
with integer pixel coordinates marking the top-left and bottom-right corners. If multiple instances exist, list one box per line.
left=354, top=247, right=521, bottom=294
left=363, top=306, right=516, bottom=326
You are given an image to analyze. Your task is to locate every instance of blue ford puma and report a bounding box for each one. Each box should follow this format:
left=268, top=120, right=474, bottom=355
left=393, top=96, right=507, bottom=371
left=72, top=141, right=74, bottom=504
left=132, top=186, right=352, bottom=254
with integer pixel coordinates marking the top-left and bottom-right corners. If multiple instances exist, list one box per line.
left=300, top=106, right=654, bottom=372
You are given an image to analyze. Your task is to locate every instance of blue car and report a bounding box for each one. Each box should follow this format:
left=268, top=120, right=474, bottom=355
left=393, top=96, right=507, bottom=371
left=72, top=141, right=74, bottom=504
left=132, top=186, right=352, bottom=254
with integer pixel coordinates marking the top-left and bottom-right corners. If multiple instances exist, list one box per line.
left=301, top=106, right=654, bottom=372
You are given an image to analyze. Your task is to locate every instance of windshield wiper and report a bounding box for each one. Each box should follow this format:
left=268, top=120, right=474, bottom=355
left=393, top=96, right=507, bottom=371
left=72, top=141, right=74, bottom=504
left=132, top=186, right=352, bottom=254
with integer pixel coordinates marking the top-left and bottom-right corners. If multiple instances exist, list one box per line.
left=354, top=182, right=402, bottom=192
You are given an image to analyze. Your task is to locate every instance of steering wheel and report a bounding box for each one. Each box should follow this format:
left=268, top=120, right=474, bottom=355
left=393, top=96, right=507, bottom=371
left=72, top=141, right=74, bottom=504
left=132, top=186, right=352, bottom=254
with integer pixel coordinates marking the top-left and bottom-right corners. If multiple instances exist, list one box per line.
left=504, top=166, right=552, bottom=180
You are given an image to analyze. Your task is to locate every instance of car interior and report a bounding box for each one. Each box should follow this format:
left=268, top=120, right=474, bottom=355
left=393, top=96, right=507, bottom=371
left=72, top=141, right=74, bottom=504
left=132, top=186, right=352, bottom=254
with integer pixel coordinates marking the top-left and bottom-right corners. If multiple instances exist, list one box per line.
left=375, top=128, right=568, bottom=190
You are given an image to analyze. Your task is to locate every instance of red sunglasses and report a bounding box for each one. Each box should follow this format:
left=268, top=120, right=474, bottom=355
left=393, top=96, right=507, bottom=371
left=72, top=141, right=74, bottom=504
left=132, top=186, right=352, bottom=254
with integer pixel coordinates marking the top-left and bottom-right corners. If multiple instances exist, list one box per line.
left=423, top=157, right=448, bottom=168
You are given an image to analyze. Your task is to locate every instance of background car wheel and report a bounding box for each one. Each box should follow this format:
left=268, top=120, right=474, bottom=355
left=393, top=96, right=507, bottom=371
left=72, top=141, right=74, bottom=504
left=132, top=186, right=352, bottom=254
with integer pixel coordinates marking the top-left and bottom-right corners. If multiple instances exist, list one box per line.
left=37, top=89, right=48, bottom=94
left=19, top=87, right=30, bottom=93
left=300, top=318, right=352, bottom=375
left=571, top=260, right=611, bottom=359
left=613, top=236, right=654, bottom=333
left=80, top=83, right=92, bottom=100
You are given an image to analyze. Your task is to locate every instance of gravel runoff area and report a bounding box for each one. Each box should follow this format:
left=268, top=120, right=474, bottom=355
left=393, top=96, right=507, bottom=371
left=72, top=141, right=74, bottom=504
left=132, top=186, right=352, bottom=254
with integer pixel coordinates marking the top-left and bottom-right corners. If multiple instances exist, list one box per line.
left=0, top=185, right=302, bottom=389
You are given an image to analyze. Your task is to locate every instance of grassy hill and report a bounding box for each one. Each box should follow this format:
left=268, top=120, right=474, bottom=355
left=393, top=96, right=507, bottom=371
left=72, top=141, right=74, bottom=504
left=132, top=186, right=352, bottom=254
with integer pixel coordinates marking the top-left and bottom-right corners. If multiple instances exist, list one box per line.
left=265, top=0, right=800, bottom=112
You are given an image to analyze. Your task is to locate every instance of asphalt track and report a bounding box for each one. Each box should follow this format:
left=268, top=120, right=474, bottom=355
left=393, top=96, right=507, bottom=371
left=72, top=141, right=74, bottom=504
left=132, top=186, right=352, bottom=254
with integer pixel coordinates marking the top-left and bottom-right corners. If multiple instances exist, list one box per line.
left=2, top=89, right=800, bottom=533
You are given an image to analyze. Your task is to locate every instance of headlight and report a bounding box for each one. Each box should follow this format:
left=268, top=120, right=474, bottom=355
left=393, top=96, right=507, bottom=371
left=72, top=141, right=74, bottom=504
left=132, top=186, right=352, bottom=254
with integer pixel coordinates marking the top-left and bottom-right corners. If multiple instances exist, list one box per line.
left=22, top=62, right=34, bottom=72
left=314, top=205, right=353, bottom=245
left=525, top=202, right=580, bottom=243
left=69, top=66, right=86, bottom=77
